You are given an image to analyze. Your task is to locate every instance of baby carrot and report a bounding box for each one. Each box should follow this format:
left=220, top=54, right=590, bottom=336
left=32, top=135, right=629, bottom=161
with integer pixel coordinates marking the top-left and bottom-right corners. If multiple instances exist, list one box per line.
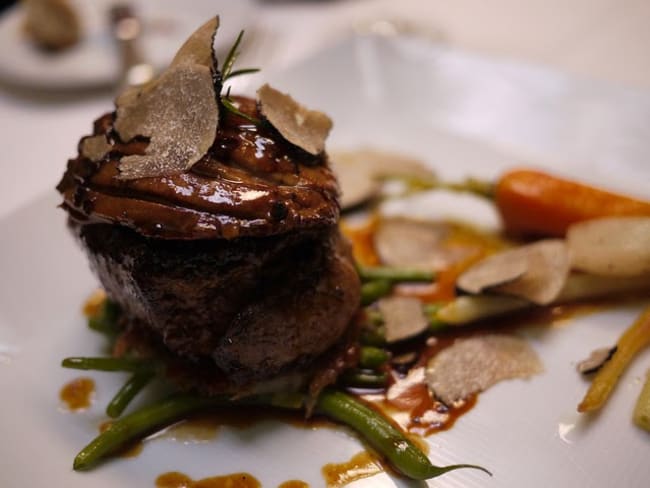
left=495, top=169, right=650, bottom=237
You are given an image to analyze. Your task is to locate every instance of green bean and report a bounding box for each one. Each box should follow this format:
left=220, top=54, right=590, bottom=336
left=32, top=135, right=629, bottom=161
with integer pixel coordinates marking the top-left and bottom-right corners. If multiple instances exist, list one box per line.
left=360, top=280, right=392, bottom=306
left=315, top=389, right=490, bottom=480
left=73, top=394, right=232, bottom=470
left=106, top=370, right=156, bottom=418
left=365, top=308, right=384, bottom=326
left=62, top=357, right=155, bottom=373
left=339, top=369, right=388, bottom=388
left=74, top=389, right=489, bottom=480
left=359, top=346, right=390, bottom=368
left=88, top=300, right=121, bottom=335
left=75, top=393, right=286, bottom=469
left=358, top=265, right=435, bottom=284
left=360, top=328, right=386, bottom=347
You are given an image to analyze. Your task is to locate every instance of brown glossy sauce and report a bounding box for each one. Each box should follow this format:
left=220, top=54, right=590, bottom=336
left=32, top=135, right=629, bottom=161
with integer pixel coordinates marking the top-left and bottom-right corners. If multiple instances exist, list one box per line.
left=59, top=98, right=338, bottom=240
left=156, top=471, right=260, bottom=488
left=60, top=377, right=94, bottom=411
left=321, top=451, right=384, bottom=487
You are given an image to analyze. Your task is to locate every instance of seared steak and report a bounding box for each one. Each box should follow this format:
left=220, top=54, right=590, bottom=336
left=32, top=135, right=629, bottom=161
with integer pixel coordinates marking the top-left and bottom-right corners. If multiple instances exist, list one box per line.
left=58, top=97, right=361, bottom=393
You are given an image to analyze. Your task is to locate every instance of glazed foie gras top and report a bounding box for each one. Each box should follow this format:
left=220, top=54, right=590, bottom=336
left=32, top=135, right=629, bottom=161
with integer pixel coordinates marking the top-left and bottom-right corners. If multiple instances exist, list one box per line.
left=57, top=17, right=338, bottom=240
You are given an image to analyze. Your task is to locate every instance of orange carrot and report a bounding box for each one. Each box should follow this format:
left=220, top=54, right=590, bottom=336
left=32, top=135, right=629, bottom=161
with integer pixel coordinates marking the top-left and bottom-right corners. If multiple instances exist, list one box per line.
left=494, top=169, right=650, bottom=237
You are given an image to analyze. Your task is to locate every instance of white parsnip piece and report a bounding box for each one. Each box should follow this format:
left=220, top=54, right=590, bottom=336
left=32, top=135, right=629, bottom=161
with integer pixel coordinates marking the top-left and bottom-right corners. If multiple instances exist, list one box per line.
left=436, top=295, right=529, bottom=325
left=567, top=217, right=650, bottom=277
left=426, top=334, right=543, bottom=405
left=438, top=273, right=650, bottom=325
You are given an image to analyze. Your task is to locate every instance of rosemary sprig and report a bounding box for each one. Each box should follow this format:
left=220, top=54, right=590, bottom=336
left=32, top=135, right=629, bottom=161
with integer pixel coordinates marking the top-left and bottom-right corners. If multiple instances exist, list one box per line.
left=221, top=96, right=260, bottom=124
left=215, top=30, right=261, bottom=123
left=221, top=30, right=244, bottom=81
left=226, top=68, right=260, bottom=80
left=221, top=87, right=261, bottom=124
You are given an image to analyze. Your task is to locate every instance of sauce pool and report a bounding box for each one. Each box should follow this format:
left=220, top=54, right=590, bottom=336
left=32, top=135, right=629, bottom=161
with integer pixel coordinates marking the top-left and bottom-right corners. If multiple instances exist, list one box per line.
left=60, top=377, right=95, bottom=411
left=156, top=472, right=260, bottom=488
left=321, top=451, right=383, bottom=487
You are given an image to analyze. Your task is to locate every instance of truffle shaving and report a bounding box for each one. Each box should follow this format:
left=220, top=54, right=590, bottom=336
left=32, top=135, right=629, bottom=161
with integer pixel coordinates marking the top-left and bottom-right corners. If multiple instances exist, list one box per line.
left=113, top=17, right=221, bottom=179
left=80, top=135, right=112, bottom=162
left=170, top=16, right=219, bottom=68
left=377, top=296, right=429, bottom=343
left=426, top=334, right=543, bottom=405
left=330, top=149, right=435, bottom=210
left=458, top=239, right=570, bottom=305
left=115, top=64, right=219, bottom=179
left=576, top=346, right=617, bottom=375
left=257, top=84, right=332, bottom=155
left=374, top=218, right=469, bottom=272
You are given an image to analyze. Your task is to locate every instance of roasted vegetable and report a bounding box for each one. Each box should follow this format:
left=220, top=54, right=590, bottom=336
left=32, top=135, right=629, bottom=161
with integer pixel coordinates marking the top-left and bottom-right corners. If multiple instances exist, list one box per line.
left=578, top=307, right=650, bottom=413
left=494, top=169, right=650, bottom=237
left=73, top=390, right=489, bottom=480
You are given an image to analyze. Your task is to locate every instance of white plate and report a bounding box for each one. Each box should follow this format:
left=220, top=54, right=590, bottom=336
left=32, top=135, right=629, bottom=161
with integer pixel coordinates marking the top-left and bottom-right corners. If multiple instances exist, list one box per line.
left=0, top=0, right=255, bottom=90
left=1, top=35, right=650, bottom=487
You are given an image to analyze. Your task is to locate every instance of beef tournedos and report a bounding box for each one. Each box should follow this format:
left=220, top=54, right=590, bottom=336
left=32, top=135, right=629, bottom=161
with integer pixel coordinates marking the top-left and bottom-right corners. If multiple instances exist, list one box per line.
left=57, top=19, right=361, bottom=395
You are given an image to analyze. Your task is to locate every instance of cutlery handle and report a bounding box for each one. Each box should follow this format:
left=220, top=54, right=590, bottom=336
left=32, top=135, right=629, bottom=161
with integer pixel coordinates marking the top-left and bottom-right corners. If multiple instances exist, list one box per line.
left=110, top=4, right=153, bottom=87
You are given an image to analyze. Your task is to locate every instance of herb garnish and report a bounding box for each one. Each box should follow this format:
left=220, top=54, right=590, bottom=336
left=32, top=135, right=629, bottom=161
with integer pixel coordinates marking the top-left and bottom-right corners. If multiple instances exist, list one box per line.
left=215, top=30, right=261, bottom=124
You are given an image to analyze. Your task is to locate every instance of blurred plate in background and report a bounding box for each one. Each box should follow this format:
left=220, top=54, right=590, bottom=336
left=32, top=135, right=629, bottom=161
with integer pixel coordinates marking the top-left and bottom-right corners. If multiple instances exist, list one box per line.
left=0, top=0, right=255, bottom=90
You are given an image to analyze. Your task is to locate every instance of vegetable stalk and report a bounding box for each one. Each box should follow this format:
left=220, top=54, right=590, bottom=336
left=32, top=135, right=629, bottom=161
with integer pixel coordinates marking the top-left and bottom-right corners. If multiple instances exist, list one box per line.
left=359, top=346, right=390, bottom=368
left=579, top=306, right=650, bottom=413
left=73, top=390, right=489, bottom=480
left=106, top=370, right=156, bottom=418
left=360, top=280, right=393, bottom=306
left=62, top=357, right=156, bottom=373
left=357, top=265, right=435, bottom=284
left=315, top=390, right=490, bottom=480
